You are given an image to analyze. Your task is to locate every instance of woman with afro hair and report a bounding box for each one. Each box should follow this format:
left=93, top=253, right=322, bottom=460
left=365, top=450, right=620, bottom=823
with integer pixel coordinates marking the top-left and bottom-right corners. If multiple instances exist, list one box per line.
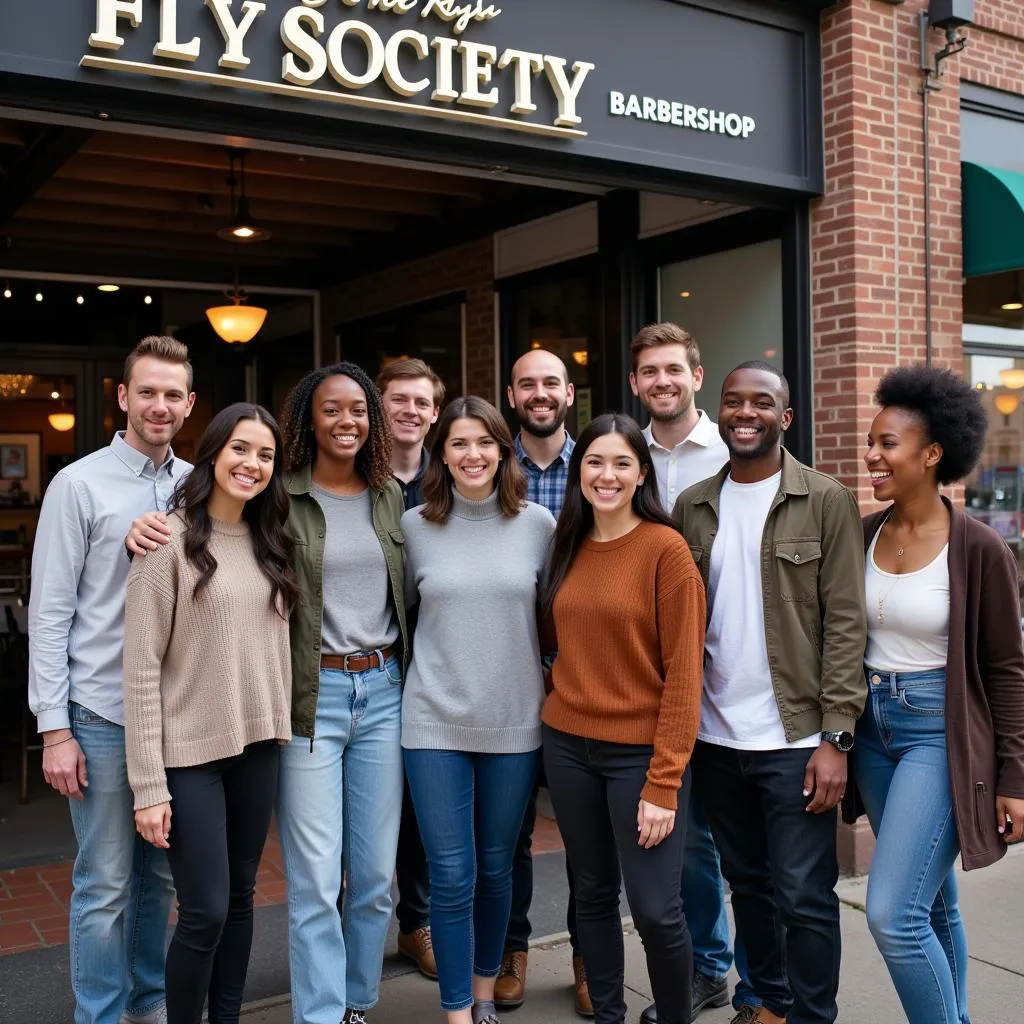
left=845, top=364, right=1024, bottom=1023
left=276, top=362, right=410, bottom=1024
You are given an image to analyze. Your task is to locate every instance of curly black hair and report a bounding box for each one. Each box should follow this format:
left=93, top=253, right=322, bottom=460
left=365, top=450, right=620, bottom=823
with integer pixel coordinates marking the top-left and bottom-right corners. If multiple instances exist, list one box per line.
left=874, top=365, right=987, bottom=485
left=280, top=362, right=393, bottom=490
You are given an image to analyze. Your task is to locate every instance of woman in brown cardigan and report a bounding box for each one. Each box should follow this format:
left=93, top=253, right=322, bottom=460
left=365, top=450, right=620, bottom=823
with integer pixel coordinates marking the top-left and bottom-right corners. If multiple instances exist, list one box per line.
left=846, top=365, right=1024, bottom=1024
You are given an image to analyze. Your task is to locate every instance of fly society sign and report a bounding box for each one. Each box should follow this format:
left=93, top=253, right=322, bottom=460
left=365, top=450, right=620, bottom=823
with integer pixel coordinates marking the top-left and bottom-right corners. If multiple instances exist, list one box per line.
left=81, top=0, right=596, bottom=138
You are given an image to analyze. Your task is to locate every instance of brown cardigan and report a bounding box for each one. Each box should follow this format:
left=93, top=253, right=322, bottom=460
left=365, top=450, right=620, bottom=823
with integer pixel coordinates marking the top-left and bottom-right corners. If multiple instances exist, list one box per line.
left=842, top=498, right=1024, bottom=870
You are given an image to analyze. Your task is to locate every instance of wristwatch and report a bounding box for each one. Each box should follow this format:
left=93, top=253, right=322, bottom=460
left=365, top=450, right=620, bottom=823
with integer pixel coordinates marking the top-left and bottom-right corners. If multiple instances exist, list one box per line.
left=821, top=730, right=854, bottom=752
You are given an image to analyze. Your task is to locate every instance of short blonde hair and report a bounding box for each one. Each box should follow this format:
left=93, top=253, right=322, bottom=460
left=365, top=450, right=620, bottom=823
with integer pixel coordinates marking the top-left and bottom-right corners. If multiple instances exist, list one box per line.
left=123, top=335, right=193, bottom=391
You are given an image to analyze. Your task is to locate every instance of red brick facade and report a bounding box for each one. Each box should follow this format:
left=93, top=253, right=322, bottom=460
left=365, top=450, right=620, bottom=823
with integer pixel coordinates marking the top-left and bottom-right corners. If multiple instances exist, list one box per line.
left=814, top=0, right=1024, bottom=871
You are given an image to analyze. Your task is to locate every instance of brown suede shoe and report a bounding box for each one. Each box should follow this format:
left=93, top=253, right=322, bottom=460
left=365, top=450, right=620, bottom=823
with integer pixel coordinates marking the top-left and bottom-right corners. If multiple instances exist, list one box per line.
left=572, top=955, right=594, bottom=1018
left=396, top=927, right=438, bottom=980
left=729, top=1008, right=787, bottom=1024
left=494, top=950, right=528, bottom=1008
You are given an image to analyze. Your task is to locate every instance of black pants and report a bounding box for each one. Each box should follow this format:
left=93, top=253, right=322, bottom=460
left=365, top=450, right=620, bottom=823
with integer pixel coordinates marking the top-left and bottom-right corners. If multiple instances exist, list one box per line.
left=692, top=741, right=841, bottom=1024
left=164, top=740, right=279, bottom=1024
left=543, top=726, right=692, bottom=1024
left=505, top=776, right=580, bottom=955
left=395, top=775, right=431, bottom=933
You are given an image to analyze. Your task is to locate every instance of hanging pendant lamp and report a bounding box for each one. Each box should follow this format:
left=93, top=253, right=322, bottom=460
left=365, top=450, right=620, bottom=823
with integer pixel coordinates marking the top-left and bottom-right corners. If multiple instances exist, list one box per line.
left=216, top=150, right=271, bottom=244
left=206, top=244, right=267, bottom=344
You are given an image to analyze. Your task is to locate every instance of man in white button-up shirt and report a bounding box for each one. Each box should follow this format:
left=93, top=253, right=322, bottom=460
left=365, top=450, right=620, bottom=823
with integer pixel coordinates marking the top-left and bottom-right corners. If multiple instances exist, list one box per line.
left=29, top=336, right=195, bottom=1024
left=629, top=323, right=756, bottom=1023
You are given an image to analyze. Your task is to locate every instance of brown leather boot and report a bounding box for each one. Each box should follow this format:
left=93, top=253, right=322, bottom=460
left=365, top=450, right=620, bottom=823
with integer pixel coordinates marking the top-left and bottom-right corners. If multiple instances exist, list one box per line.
left=493, top=950, right=528, bottom=1008
left=396, top=926, right=437, bottom=980
left=730, top=1008, right=787, bottom=1024
left=572, top=955, right=594, bottom=1018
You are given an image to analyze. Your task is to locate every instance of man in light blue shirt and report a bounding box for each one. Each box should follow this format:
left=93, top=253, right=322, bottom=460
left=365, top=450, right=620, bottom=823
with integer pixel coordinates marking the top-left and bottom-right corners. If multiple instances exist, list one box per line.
left=29, top=336, right=195, bottom=1024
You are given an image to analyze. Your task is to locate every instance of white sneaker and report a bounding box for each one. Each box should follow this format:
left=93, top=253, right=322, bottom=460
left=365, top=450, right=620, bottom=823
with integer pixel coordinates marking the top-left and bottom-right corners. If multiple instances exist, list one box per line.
left=121, top=1006, right=167, bottom=1024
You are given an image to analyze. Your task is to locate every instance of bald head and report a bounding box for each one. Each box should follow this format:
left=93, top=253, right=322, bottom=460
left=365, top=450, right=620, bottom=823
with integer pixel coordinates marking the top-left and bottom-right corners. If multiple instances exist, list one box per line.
left=508, top=348, right=574, bottom=440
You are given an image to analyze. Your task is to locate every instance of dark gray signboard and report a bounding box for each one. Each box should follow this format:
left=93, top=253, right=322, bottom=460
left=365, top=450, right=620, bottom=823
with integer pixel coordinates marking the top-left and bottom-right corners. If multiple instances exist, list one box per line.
left=0, top=0, right=822, bottom=194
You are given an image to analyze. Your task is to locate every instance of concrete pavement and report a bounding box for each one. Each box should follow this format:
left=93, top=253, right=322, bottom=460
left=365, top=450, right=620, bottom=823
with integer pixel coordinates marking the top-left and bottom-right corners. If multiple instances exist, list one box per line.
left=240, top=847, right=1023, bottom=1024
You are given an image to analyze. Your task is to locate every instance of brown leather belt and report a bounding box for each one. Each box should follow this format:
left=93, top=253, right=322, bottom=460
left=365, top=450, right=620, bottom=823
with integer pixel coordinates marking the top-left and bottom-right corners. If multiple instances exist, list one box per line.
left=320, top=646, right=395, bottom=673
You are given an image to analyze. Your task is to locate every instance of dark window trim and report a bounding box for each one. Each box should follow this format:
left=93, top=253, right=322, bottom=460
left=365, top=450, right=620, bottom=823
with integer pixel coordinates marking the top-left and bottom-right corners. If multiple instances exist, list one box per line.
left=961, top=83, right=1024, bottom=123
left=964, top=342, right=1024, bottom=361
left=334, top=290, right=468, bottom=332
left=637, top=203, right=813, bottom=465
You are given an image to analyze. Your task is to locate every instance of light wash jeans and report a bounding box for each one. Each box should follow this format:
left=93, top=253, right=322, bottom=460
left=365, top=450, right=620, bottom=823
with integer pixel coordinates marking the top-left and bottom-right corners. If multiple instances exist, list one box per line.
left=67, top=702, right=174, bottom=1024
left=683, top=786, right=758, bottom=1009
left=855, top=668, right=971, bottom=1024
left=277, top=659, right=404, bottom=1023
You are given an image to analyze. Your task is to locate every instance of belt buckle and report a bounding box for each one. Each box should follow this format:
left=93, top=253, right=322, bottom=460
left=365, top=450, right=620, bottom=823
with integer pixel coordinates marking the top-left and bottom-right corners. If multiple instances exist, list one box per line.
left=343, top=650, right=372, bottom=671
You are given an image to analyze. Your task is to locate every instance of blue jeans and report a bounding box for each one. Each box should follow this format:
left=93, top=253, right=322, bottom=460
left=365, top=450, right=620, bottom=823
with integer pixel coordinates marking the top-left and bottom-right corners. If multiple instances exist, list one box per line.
left=67, top=702, right=174, bottom=1024
left=855, top=668, right=970, bottom=1024
left=684, top=787, right=758, bottom=1009
left=404, top=747, right=540, bottom=1012
left=277, top=660, right=404, bottom=1022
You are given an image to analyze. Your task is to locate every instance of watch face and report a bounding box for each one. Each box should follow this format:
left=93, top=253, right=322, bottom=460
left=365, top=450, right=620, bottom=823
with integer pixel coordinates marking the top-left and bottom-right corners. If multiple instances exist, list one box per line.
left=835, top=732, right=854, bottom=751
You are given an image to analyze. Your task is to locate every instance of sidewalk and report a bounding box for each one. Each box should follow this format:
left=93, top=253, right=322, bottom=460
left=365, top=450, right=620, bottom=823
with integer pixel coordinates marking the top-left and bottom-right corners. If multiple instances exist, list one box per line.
left=241, top=848, right=1023, bottom=1024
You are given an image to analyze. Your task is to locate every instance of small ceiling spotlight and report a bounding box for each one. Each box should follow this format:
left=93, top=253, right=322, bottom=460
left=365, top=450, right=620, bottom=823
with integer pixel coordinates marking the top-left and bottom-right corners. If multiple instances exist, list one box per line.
left=144, top=295, right=153, bottom=305
left=2, top=281, right=11, bottom=300
left=76, top=295, right=85, bottom=305
left=35, top=291, right=43, bottom=302
left=98, top=284, right=120, bottom=293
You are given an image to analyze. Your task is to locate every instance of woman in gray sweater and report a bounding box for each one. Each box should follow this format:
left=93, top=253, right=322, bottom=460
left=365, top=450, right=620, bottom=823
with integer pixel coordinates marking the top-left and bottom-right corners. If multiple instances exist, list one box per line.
left=402, top=396, right=555, bottom=1024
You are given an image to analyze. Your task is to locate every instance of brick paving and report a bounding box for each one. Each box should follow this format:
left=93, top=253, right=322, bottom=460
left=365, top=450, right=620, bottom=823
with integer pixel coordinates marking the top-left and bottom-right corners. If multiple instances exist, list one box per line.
left=0, top=813, right=564, bottom=958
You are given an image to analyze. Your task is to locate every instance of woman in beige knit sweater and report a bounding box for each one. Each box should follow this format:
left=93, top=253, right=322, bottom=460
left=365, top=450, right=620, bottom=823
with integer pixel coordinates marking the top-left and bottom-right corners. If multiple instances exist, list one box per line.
left=123, top=402, right=299, bottom=1024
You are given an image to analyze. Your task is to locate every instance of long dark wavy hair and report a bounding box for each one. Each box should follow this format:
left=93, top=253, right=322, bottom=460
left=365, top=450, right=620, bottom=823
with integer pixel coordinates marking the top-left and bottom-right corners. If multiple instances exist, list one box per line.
left=168, top=403, right=298, bottom=615
left=279, top=362, right=393, bottom=490
left=541, top=413, right=673, bottom=613
left=421, top=395, right=527, bottom=524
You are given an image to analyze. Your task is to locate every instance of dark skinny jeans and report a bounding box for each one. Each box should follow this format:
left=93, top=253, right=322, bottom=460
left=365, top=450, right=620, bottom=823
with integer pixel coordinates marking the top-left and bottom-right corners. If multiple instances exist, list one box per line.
left=543, top=725, right=692, bottom=1024
left=164, top=740, right=280, bottom=1024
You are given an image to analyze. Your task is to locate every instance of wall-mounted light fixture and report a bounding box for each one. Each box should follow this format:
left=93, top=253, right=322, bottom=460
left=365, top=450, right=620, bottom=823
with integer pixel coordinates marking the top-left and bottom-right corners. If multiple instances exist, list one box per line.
left=919, top=1, right=973, bottom=83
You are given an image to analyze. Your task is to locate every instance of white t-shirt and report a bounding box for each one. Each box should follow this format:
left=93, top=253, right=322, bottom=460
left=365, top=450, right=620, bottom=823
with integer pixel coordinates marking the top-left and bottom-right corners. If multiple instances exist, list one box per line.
left=864, top=532, right=949, bottom=671
left=701, top=472, right=820, bottom=750
left=643, top=412, right=729, bottom=513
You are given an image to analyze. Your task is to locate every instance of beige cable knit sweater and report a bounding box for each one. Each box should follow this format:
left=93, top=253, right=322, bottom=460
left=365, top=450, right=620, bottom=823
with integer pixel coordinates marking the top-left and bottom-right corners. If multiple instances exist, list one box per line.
left=123, top=512, right=292, bottom=810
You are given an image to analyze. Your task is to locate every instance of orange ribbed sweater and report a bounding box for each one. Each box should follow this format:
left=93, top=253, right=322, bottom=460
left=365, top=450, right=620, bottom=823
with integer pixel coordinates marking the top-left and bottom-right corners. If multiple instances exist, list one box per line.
left=542, top=521, right=706, bottom=810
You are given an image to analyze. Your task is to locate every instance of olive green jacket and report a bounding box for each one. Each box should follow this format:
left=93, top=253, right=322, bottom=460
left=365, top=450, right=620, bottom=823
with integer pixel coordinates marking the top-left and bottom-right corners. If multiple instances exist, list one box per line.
left=285, top=467, right=408, bottom=740
left=672, top=449, right=868, bottom=739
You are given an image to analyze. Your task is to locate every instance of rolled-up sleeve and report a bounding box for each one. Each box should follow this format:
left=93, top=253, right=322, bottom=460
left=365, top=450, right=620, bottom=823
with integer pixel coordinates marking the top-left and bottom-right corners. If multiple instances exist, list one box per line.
left=28, top=475, right=91, bottom=733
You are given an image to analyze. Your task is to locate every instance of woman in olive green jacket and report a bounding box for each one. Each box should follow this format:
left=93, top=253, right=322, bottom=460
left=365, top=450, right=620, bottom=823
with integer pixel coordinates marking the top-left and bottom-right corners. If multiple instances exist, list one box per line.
left=277, top=362, right=409, bottom=1024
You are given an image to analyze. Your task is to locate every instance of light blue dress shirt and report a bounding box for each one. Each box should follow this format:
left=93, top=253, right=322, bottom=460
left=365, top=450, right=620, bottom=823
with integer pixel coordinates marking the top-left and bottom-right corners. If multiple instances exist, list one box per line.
left=28, top=432, right=191, bottom=732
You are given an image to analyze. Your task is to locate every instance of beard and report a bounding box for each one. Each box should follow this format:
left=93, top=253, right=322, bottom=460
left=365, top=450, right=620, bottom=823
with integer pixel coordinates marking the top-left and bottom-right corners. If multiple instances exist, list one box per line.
left=127, top=409, right=179, bottom=446
left=520, top=399, right=568, bottom=439
left=725, top=422, right=782, bottom=460
left=640, top=387, right=692, bottom=425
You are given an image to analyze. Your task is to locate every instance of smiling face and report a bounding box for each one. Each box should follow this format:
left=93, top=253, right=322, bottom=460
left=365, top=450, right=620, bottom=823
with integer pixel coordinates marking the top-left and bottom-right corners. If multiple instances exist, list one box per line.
left=719, top=367, right=793, bottom=460
left=508, top=350, right=574, bottom=439
left=629, top=343, right=703, bottom=424
left=212, top=418, right=276, bottom=510
left=312, top=374, right=369, bottom=464
left=580, top=430, right=647, bottom=517
left=117, top=356, right=195, bottom=453
left=865, top=406, right=941, bottom=502
left=443, top=416, right=501, bottom=500
left=382, top=376, right=439, bottom=449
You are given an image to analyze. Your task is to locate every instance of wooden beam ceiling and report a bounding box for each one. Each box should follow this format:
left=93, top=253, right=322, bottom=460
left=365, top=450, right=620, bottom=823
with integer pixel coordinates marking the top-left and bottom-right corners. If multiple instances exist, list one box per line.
left=0, top=126, right=93, bottom=225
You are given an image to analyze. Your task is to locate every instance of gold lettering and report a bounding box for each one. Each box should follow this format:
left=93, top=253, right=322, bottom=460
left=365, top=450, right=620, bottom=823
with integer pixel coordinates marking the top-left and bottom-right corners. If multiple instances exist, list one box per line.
left=327, top=20, right=385, bottom=90
left=543, top=56, right=594, bottom=128
left=281, top=6, right=326, bottom=87
left=457, top=41, right=498, bottom=109
left=154, top=0, right=201, bottom=62
left=383, top=30, right=430, bottom=97
left=421, top=0, right=502, bottom=36
left=430, top=36, right=459, bottom=103
left=89, top=0, right=143, bottom=51
left=497, top=48, right=542, bottom=116
left=204, top=0, right=266, bottom=71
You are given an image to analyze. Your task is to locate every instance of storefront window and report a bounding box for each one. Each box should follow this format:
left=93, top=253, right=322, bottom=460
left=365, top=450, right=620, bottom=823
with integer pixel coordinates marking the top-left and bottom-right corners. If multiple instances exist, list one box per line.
left=505, top=275, right=596, bottom=436
left=658, top=239, right=784, bottom=417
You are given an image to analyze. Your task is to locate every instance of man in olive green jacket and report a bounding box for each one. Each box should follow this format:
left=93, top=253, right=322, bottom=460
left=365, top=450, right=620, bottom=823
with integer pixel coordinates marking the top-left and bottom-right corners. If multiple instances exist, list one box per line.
left=672, top=361, right=866, bottom=1024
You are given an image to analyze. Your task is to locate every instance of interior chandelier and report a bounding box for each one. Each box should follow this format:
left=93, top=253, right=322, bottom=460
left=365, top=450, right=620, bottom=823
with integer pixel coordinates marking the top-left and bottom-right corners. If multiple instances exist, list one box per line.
left=0, top=374, right=35, bottom=399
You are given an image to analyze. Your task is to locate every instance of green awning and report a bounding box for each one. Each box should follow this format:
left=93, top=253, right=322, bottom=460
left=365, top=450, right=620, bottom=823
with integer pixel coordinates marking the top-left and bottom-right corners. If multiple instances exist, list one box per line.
left=963, top=161, right=1024, bottom=278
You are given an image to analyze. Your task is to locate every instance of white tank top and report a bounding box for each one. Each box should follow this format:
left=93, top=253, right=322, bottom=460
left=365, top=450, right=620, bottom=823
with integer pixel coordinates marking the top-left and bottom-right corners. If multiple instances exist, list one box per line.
left=864, top=531, right=950, bottom=672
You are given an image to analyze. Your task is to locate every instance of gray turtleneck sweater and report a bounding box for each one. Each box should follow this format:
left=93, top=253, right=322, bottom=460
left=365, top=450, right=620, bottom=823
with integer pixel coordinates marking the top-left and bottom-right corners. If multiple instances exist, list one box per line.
left=400, top=490, right=555, bottom=753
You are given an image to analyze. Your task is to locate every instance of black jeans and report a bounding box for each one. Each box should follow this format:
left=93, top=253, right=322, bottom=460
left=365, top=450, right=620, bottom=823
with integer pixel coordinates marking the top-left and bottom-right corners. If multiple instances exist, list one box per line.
left=691, top=741, right=841, bottom=1024
left=505, top=776, right=580, bottom=955
left=164, top=740, right=280, bottom=1024
left=395, top=775, right=431, bottom=933
left=543, top=726, right=692, bottom=1024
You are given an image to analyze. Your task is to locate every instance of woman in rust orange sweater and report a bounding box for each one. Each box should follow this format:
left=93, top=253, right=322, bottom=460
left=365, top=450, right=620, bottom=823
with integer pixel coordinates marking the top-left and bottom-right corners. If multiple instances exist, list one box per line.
left=540, top=413, right=706, bottom=1024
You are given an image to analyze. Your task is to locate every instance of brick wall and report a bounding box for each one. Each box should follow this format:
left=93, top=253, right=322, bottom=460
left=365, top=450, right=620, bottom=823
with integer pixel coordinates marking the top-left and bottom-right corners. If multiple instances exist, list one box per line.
left=814, top=0, right=1024, bottom=872
left=319, top=236, right=497, bottom=403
